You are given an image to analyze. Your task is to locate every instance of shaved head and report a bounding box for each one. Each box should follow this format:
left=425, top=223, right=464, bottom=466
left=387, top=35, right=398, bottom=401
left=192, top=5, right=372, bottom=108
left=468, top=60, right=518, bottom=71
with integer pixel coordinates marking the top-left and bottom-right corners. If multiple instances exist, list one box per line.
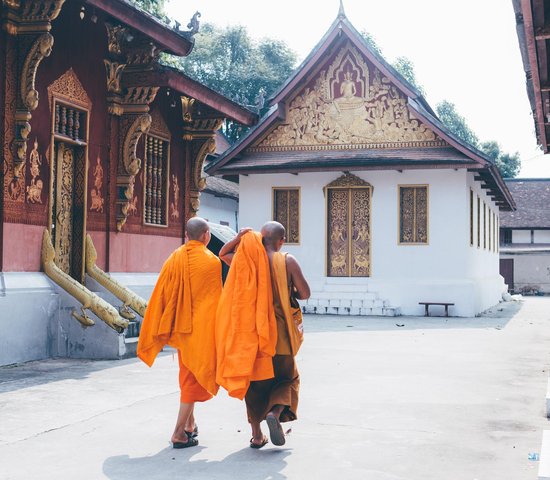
left=261, top=221, right=285, bottom=249
left=186, top=216, right=209, bottom=241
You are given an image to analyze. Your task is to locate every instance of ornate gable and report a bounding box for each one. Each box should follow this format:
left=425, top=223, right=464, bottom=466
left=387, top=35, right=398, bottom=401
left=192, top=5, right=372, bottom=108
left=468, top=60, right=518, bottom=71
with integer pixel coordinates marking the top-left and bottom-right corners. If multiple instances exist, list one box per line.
left=47, top=68, right=92, bottom=110
left=250, top=43, right=445, bottom=153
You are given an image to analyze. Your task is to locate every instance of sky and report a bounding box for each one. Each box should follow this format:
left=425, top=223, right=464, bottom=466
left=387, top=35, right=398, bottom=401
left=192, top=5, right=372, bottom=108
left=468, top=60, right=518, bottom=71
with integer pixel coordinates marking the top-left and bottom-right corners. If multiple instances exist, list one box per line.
left=166, top=0, right=550, bottom=178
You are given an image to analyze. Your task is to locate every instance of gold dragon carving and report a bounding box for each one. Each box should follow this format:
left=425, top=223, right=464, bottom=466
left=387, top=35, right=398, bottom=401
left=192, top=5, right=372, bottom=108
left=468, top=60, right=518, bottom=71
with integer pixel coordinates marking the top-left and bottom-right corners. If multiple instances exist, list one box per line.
left=85, top=234, right=148, bottom=319
left=41, top=229, right=128, bottom=332
left=254, top=44, right=445, bottom=152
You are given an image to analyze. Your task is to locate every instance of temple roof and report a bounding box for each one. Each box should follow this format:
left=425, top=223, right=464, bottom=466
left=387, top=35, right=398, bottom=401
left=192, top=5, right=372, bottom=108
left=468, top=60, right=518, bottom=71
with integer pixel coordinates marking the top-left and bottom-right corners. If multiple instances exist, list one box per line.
left=513, top=0, right=548, bottom=152
left=85, top=0, right=195, bottom=56
left=124, top=66, right=258, bottom=125
left=205, top=9, right=515, bottom=211
left=500, top=179, right=550, bottom=228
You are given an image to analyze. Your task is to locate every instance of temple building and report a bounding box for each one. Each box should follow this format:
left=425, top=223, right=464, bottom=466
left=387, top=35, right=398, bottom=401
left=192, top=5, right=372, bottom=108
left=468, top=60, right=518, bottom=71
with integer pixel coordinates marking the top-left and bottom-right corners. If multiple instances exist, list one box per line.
left=0, top=0, right=255, bottom=366
left=206, top=7, right=515, bottom=317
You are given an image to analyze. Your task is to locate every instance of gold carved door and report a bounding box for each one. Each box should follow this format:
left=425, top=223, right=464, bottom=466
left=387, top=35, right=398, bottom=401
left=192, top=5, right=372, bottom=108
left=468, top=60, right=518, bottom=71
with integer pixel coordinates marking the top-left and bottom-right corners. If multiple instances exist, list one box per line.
left=51, top=141, right=87, bottom=282
left=327, top=186, right=371, bottom=277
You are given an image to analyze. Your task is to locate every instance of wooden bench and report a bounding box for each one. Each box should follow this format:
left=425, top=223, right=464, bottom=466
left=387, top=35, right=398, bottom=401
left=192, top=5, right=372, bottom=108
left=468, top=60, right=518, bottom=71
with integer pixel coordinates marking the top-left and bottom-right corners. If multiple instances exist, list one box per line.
left=419, top=302, right=454, bottom=317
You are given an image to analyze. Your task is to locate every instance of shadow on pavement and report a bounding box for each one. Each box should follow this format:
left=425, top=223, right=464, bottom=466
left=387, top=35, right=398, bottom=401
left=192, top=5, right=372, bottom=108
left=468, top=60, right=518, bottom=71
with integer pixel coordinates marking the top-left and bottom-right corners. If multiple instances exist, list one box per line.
left=304, top=300, right=523, bottom=333
left=103, top=445, right=291, bottom=480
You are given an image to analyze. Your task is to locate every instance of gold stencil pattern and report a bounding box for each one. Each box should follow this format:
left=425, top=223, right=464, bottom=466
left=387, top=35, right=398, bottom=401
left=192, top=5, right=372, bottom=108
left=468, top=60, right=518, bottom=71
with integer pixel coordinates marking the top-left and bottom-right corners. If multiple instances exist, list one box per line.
left=254, top=43, right=444, bottom=152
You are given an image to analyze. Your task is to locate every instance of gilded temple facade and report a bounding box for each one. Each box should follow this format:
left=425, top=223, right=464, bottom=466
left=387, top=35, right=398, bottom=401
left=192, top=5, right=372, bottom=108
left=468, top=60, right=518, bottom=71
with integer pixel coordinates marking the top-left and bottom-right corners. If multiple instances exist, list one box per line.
left=206, top=8, right=516, bottom=317
left=0, top=0, right=255, bottom=365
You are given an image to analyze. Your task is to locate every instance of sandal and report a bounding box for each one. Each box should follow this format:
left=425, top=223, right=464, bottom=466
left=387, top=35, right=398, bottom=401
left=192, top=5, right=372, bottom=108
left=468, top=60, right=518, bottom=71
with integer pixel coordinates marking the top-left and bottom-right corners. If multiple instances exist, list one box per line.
left=172, top=434, right=199, bottom=449
left=266, top=413, right=285, bottom=446
left=185, top=425, right=199, bottom=438
left=249, top=435, right=268, bottom=449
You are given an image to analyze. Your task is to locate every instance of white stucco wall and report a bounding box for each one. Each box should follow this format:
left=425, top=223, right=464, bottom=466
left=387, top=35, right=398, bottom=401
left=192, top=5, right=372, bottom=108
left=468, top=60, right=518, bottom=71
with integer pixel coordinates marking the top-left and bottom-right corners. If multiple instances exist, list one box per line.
left=197, top=192, right=238, bottom=230
left=513, top=230, right=531, bottom=243
left=534, top=230, right=550, bottom=243
left=239, top=169, right=504, bottom=316
left=500, top=253, right=550, bottom=293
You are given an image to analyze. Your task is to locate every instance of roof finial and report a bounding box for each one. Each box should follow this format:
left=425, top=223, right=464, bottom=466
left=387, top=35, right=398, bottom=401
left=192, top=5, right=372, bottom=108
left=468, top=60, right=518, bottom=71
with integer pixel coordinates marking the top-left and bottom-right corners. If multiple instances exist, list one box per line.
left=338, top=0, right=346, bottom=18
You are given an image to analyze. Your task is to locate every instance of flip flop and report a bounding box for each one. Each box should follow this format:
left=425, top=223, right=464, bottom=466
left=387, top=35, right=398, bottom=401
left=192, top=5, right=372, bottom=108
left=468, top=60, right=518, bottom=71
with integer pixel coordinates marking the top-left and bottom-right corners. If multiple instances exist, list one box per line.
left=185, top=425, right=199, bottom=438
left=266, top=413, right=285, bottom=446
left=249, top=435, right=268, bottom=449
left=172, top=435, right=199, bottom=449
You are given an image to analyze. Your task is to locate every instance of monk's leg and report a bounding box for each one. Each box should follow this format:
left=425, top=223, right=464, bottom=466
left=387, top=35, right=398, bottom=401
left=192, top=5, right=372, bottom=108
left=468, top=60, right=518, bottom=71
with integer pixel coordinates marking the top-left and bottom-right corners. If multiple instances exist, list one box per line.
left=245, top=378, right=274, bottom=446
left=171, top=402, right=194, bottom=444
left=266, top=355, right=300, bottom=423
left=173, top=351, right=211, bottom=446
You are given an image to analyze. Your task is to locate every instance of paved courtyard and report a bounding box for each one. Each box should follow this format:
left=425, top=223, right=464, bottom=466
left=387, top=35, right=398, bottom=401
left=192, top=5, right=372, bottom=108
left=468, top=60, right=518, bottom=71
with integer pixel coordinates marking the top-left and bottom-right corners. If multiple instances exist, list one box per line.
left=1, top=297, right=550, bottom=479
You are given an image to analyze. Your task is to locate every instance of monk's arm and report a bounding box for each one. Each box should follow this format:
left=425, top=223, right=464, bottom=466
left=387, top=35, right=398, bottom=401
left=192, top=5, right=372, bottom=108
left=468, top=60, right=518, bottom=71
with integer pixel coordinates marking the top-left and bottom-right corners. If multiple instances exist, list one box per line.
left=286, top=254, right=310, bottom=300
left=219, top=228, right=253, bottom=266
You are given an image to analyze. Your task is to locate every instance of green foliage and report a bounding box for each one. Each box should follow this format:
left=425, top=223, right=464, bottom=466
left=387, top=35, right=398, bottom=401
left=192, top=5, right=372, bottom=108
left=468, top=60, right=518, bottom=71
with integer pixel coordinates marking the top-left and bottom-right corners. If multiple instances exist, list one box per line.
left=172, top=23, right=297, bottom=142
left=360, top=30, right=384, bottom=57
left=436, top=100, right=480, bottom=148
left=436, top=103, right=521, bottom=178
left=128, top=0, right=166, bottom=19
left=480, top=141, right=521, bottom=178
left=392, top=56, right=426, bottom=97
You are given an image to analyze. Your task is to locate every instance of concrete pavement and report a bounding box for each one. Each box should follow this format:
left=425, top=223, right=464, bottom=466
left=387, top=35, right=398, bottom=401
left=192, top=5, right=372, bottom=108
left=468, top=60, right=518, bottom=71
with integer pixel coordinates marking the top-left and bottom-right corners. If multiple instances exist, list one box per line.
left=1, top=297, right=550, bottom=479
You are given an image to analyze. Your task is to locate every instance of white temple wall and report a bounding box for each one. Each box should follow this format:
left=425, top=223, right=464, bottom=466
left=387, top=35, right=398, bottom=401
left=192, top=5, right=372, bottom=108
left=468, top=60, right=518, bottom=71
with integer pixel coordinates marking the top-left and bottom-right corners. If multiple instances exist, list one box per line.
left=239, top=169, right=504, bottom=316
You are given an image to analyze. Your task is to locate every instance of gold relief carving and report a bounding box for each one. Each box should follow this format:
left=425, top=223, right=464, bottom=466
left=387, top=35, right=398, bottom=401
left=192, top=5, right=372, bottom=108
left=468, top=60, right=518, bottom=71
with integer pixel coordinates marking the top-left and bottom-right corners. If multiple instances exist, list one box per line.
left=47, top=68, right=93, bottom=110
left=327, top=189, right=350, bottom=276
left=54, top=142, right=74, bottom=275
left=254, top=43, right=444, bottom=152
left=117, top=113, right=150, bottom=231
left=181, top=96, right=195, bottom=123
left=103, top=60, right=125, bottom=94
left=123, top=114, right=151, bottom=176
left=41, top=229, right=128, bottom=332
left=7, top=177, right=24, bottom=201
left=193, top=137, right=216, bottom=191
left=149, top=108, right=171, bottom=139
left=85, top=234, right=148, bottom=319
left=170, top=174, right=180, bottom=221
left=3, top=0, right=65, bottom=35
left=13, top=114, right=31, bottom=178
left=26, top=138, right=43, bottom=203
left=326, top=175, right=371, bottom=277
left=21, top=32, right=53, bottom=110
left=105, top=22, right=129, bottom=57
left=399, top=186, right=428, bottom=244
left=325, top=172, right=372, bottom=190
left=350, top=189, right=370, bottom=276
left=89, top=155, right=104, bottom=213
left=189, top=191, right=200, bottom=215
left=108, top=86, right=159, bottom=116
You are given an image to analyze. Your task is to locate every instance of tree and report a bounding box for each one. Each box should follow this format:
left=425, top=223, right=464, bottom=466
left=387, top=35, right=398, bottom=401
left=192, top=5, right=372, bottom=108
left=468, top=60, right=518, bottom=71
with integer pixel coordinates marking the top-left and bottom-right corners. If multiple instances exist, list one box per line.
left=392, top=56, right=426, bottom=97
left=128, top=0, right=166, bottom=19
left=435, top=100, right=480, bottom=148
left=173, top=23, right=297, bottom=141
left=479, top=141, right=521, bottom=178
left=436, top=103, right=521, bottom=178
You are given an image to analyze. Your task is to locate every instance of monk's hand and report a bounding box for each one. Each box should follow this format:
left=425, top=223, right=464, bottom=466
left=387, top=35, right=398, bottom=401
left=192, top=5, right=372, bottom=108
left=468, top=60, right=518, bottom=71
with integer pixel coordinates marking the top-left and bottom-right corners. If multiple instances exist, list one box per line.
left=236, top=227, right=253, bottom=241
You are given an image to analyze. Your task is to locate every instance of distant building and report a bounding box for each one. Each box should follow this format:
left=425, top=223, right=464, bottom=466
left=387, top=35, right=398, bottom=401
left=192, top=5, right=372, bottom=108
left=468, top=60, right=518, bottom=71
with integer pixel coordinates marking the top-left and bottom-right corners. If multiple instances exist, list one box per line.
left=500, top=179, right=550, bottom=294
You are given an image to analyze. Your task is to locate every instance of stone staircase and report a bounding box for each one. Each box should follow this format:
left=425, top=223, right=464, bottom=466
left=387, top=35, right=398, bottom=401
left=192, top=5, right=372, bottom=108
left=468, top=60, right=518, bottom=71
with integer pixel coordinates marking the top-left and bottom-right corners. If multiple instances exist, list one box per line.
left=300, top=280, right=400, bottom=316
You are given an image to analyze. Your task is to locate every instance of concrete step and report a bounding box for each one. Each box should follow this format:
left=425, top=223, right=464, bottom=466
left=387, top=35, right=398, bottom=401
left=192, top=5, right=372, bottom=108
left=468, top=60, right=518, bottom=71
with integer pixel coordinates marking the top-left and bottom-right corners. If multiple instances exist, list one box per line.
left=303, top=304, right=401, bottom=316
left=539, top=430, right=550, bottom=479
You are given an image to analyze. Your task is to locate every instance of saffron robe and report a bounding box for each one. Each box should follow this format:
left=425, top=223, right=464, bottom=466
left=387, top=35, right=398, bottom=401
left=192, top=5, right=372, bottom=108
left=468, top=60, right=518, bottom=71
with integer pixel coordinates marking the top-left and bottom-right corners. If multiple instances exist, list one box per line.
left=215, top=232, right=277, bottom=400
left=245, top=252, right=300, bottom=423
left=137, top=240, right=222, bottom=397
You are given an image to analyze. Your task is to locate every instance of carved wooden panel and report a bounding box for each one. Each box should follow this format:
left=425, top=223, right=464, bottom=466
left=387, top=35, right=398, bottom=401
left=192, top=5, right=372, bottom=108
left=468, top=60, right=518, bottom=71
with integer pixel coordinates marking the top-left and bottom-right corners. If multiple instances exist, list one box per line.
left=350, top=188, right=370, bottom=276
left=273, top=188, right=300, bottom=244
left=53, top=142, right=73, bottom=275
left=327, top=189, right=350, bottom=277
left=399, top=186, right=428, bottom=244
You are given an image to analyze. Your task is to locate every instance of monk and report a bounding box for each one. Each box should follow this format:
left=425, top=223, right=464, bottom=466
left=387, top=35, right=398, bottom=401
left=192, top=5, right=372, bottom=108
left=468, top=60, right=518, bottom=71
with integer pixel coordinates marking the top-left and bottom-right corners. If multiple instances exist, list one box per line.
left=218, top=221, right=310, bottom=449
left=138, top=216, right=230, bottom=449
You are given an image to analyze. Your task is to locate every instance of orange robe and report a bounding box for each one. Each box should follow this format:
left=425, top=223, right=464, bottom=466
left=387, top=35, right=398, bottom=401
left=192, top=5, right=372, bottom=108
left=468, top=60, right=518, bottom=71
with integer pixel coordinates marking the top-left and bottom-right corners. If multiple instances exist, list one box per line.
left=215, top=232, right=277, bottom=400
left=137, top=240, right=222, bottom=399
